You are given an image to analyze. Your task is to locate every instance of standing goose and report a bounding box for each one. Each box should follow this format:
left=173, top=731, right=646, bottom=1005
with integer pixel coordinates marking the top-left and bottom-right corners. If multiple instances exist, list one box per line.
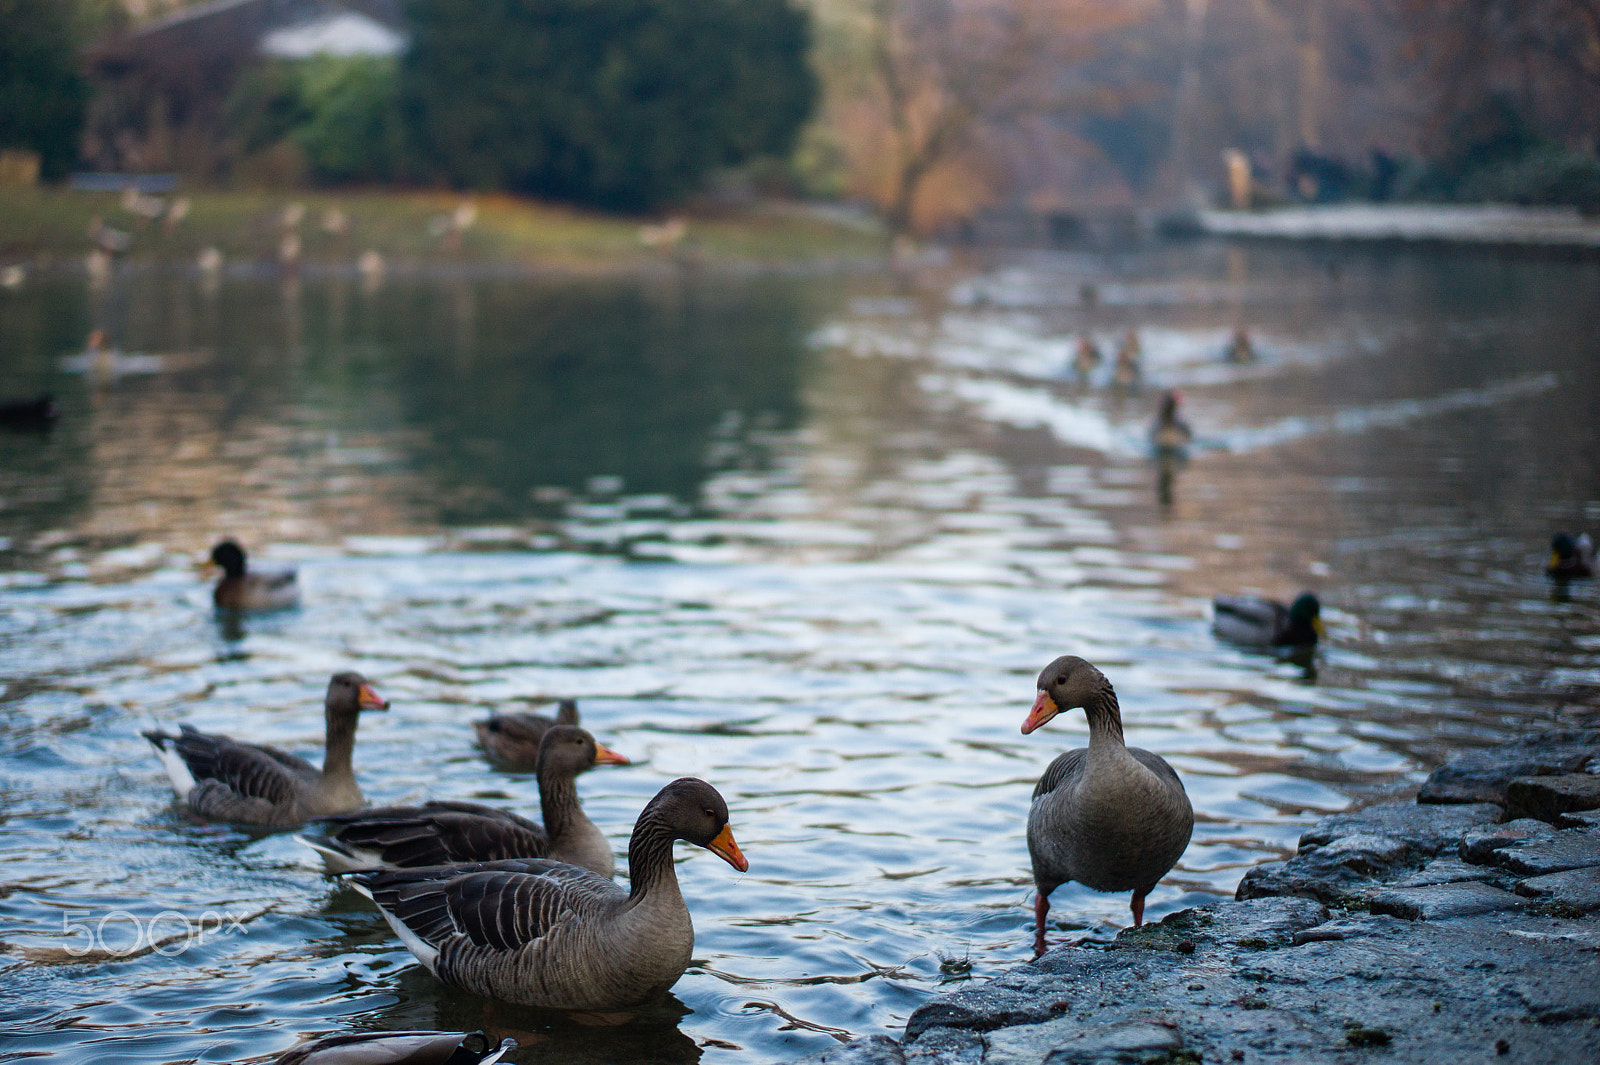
left=275, top=1030, right=515, bottom=1065
left=210, top=539, right=300, bottom=611
left=1211, top=591, right=1322, bottom=648
left=349, top=777, right=748, bottom=1011
left=300, top=724, right=629, bottom=876
left=473, top=699, right=579, bottom=768
left=1022, top=656, right=1192, bottom=955
left=144, top=672, right=388, bottom=826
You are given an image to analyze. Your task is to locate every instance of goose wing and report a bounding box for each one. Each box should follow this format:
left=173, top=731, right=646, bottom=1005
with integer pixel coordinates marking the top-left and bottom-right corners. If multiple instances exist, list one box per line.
left=159, top=726, right=312, bottom=800
left=354, top=859, right=617, bottom=955
left=1129, top=747, right=1186, bottom=792
left=320, top=802, right=549, bottom=868
left=477, top=713, right=553, bottom=746
left=1032, top=749, right=1086, bottom=801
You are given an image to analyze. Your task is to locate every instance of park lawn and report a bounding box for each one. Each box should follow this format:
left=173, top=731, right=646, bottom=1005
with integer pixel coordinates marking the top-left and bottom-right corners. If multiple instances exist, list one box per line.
left=0, top=187, right=885, bottom=269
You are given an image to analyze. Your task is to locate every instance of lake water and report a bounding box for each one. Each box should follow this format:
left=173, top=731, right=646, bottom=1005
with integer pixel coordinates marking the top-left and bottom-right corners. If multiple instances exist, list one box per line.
left=1, top=243, right=1597, bottom=1064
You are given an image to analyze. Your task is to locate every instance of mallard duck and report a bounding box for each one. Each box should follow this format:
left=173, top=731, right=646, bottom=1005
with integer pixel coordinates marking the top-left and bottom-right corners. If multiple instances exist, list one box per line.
left=300, top=724, right=628, bottom=876
left=0, top=394, right=58, bottom=431
left=349, top=777, right=747, bottom=1010
left=143, top=672, right=388, bottom=826
left=1212, top=591, right=1322, bottom=648
left=210, top=539, right=299, bottom=612
left=473, top=699, right=579, bottom=768
left=1022, top=656, right=1193, bottom=954
left=275, top=1030, right=514, bottom=1065
left=1547, top=533, right=1595, bottom=580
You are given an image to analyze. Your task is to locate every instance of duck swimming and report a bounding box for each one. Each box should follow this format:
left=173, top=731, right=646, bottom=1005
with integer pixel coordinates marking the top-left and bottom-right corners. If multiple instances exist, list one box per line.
left=1547, top=533, right=1594, bottom=580
left=210, top=539, right=299, bottom=611
left=1212, top=591, right=1323, bottom=648
left=1022, top=657, right=1192, bottom=955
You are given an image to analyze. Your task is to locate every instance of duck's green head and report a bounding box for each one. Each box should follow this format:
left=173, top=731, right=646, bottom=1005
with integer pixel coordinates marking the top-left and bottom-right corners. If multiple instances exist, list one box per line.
left=1552, top=533, right=1578, bottom=566
left=1289, top=593, right=1323, bottom=638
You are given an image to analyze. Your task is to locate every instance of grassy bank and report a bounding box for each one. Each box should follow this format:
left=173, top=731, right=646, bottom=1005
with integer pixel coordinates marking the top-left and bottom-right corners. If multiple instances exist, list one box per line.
left=0, top=187, right=887, bottom=270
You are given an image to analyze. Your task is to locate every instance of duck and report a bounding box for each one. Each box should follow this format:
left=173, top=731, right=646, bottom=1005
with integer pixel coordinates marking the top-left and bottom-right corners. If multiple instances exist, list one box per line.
left=1211, top=591, right=1323, bottom=648
left=1150, top=391, right=1192, bottom=452
left=1547, top=533, right=1595, bottom=580
left=1224, top=327, right=1255, bottom=364
left=473, top=698, right=579, bottom=768
left=348, top=777, right=748, bottom=1011
left=275, top=1030, right=515, bottom=1065
left=1112, top=329, right=1141, bottom=390
left=210, top=539, right=299, bottom=611
left=0, top=394, right=58, bottom=431
left=299, top=724, right=629, bottom=876
left=143, top=672, right=389, bottom=826
left=1071, top=334, right=1103, bottom=383
left=1022, top=656, right=1193, bottom=955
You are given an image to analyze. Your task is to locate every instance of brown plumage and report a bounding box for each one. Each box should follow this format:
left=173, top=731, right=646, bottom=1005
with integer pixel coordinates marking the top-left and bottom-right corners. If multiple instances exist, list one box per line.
left=1022, top=656, right=1192, bottom=955
left=473, top=699, right=579, bottom=768
left=210, top=539, right=299, bottom=611
left=144, top=672, right=389, bottom=826
left=350, top=777, right=748, bottom=1010
left=300, top=725, right=628, bottom=876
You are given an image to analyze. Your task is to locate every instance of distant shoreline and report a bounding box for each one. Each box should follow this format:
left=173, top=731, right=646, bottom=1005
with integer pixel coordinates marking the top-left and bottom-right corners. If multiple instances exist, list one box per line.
left=1194, top=203, right=1600, bottom=253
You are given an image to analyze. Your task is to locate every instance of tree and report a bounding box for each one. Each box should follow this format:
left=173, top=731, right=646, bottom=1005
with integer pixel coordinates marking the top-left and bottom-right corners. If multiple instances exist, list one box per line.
left=0, top=0, right=91, bottom=179
left=399, top=0, right=817, bottom=210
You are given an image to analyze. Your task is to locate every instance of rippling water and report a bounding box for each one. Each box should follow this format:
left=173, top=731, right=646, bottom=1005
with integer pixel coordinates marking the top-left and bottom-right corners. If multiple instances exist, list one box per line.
left=2, top=244, right=1597, bottom=1064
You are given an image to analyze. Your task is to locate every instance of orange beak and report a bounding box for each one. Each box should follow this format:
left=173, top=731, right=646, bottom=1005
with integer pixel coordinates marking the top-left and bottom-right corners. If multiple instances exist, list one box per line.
left=1021, top=690, right=1058, bottom=735
left=358, top=684, right=390, bottom=711
left=593, top=743, right=629, bottom=766
left=705, top=823, right=749, bottom=872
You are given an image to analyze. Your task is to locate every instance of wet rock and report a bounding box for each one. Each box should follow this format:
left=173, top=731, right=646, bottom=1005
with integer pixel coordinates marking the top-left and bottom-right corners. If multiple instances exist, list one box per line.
left=1418, top=730, right=1600, bottom=805
left=1505, top=774, right=1600, bottom=823
left=1297, top=802, right=1502, bottom=853
left=1111, top=897, right=1328, bottom=954
left=1460, top=820, right=1557, bottom=863
left=1558, top=809, right=1600, bottom=830
left=1035, top=1019, right=1183, bottom=1065
left=903, top=1027, right=984, bottom=1065
left=795, top=1036, right=906, bottom=1065
left=1393, top=854, right=1507, bottom=888
left=903, top=981, right=1063, bottom=1040
left=1369, top=881, right=1529, bottom=920
left=1515, top=870, right=1600, bottom=913
left=1488, top=829, right=1600, bottom=877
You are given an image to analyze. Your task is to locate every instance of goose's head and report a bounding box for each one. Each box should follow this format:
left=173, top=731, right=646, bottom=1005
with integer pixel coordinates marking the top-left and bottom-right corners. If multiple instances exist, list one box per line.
left=1022, top=655, right=1111, bottom=734
left=648, top=777, right=748, bottom=871
left=325, top=671, right=389, bottom=720
left=538, top=724, right=628, bottom=776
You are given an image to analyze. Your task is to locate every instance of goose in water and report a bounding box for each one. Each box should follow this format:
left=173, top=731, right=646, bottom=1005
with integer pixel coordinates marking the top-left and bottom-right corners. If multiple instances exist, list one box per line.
left=274, top=1030, right=514, bottom=1065
left=1212, top=592, right=1323, bottom=648
left=1150, top=391, right=1192, bottom=453
left=144, top=672, right=388, bottom=826
left=349, top=777, right=748, bottom=1010
left=209, top=539, right=299, bottom=612
left=473, top=698, right=579, bottom=768
left=1548, top=533, right=1595, bottom=580
left=1022, top=656, right=1192, bottom=955
left=300, top=724, right=628, bottom=876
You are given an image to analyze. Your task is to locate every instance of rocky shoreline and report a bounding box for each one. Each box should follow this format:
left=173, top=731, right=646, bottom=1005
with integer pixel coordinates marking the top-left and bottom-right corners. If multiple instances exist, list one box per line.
left=798, top=731, right=1600, bottom=1065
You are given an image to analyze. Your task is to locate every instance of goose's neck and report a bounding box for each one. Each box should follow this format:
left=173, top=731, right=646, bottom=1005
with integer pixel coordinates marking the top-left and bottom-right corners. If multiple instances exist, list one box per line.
left=321, top=710, right=358, bottom=782
left=625, top=816, right=680, bottom=901
left=1083, top=682, right=1126, bottom=749
left=538, top=768, right=581, bottom=840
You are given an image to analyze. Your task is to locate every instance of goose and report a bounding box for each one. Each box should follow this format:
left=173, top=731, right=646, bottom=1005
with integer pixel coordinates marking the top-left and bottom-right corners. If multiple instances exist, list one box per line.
left=1150, top=391, right=1192, bottom=452
left=1022, top=656, right=1192, bottom=955
left=274, top=1030, right=515, bottom=1065
left=1112, top=330, right=1141, bottom=390
left=473, top=699, right=579, bottom=768
left=1224, top=327, right=1255, bottom=364
left=1071, top=334, right=1103, bottom=383
left=300, top=724, right=629, bottom=876
left=1547, top=533, right=1595, bottom=580
left=143, top=672, right=388, bottom=826
left=210, top=539, right=299, bottom=611
left=348, top=777, right=748, bottom=1011
left=1212, top=591, right=1322, bottom=648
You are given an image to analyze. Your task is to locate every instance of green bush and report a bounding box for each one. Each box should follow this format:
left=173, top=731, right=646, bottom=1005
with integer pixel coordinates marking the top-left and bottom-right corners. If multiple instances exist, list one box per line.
left=226, top=56, right=403, bottom=185
left=0, top=0, right=91, bottom=179
left=399, top=0, right=817, bottom=210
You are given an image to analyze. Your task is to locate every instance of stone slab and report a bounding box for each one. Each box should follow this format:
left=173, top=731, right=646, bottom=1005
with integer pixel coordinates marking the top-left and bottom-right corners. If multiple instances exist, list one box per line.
left=1558, top=809, right=1600, bottom=830
left=1394, top=855, right=1507, bottom=888
left=1515, top=869, right=1600, bottom=913
left=1491, top=829, right=1600, bottom=877
left=793, top=1036, right=906, bottom=1065
left=1369, top=880, right=1529, bottom=920
left=1506, top=774, right=1600, bottom=823
left=1298, top=802, right=1503, bottom=853
left=1460, top=819, right=1558, bottom=863
left=1418, top=730, right=1600, bottom=805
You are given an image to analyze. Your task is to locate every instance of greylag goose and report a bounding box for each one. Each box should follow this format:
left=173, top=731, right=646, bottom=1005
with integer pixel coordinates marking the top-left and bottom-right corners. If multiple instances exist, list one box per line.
left=275, top=1030, right=514, bottom=1065
left=299, top=724, right=628, bottom=876
left=144, top=672, right=388, bottom=826
left=210, top=539, right=299, bottom=611
left=1548, top=533, right=1595, bottom=580
left=1022, top=656, right=1192, bottom=954
left=473, top=699, right=579, bottom=768
left=1212, top=591, right=1322, bottom=648
left=1150, top=391, right=1192, bottom=453
left=349, top=777, right=748, bottom=1010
